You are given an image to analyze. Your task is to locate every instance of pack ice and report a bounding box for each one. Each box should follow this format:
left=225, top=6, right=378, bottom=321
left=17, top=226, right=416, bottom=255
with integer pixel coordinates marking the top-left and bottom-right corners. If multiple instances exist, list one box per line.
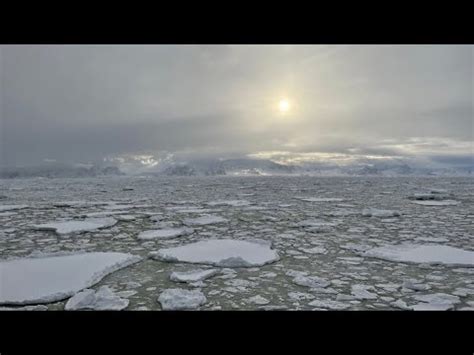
left=150, top=239, right=280, bottom=267
left=0, top=252, right=141, bottom=305
left=0, top=205, right=28, bottom=212
left=363, top=244, right=474, bottom=267
left=33, top=217, right=117, bottom=235
left=410, top=200, right=460, bottom=206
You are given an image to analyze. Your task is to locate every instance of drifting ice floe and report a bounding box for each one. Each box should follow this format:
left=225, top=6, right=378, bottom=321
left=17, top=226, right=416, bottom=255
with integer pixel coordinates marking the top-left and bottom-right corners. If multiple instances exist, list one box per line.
left=361, top=208, right=400, bottom=217
left=410, top=200, right=460, bottom=206
left=33, top=218, right=117, bottom=235
left=0, top=252, right=141, bottom=305
left=206, top=200, right=251, bottom=207
left=295, top=197, right=344, bottom=202
left=170, top=269, right=219, bottom=283
left=292, top=275, right=331, bottom=289
left=183, top=215, right=228, bottom=226
left=158, top=289, right=207, bottom=310
left=308, top=299, right=350, bottom=310
left=65, top=285, right=129, bottom=310
left=150, top=239, right=280, bottom=267
left=410, top=293, right=461, bottom=311
left=137, top=228, right=194, bottom=240
left=363, top=244, right=474, bottom=267
left=0, top=205, right=28, bottom=212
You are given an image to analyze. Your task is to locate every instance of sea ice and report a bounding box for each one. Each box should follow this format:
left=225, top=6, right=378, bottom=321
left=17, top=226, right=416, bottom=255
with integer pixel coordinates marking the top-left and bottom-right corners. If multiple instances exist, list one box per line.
left=183, top=215, right=228, bottom=226
left=247, top=295, right=270, bottom=305
left=158, top=289, right=207, bottom=310
left=296, top=197, right=345, bottom=202
left=137, top=228, right=194, bottom=240
left=292, top=275, right=331, bottom=289
left=0, top=205, right=28, bottom=212
left=170, top=269, right=219, bottom=283
left=65, top=286, right=129, bottom=310
left=361, top=208, right=400, bottom=217
left=410, top=200, right=460, bottom=206
left=0, top=252, right=141, bottom=305
left=150, top=239, right=280, bottom=267
left=308, top=299, right=350, bottom=310
left=363, top=244, right=474, bottom=266
left=33, top=218, right=117, bottom=235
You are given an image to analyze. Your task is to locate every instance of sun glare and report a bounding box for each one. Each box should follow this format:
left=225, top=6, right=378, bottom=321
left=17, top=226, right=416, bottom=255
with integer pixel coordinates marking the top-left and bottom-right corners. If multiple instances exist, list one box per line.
left=278, top=99, right=290, bottom=113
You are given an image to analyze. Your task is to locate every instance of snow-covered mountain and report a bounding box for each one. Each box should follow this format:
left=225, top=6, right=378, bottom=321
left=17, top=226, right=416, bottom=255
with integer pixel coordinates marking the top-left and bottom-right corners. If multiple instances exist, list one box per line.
left=0, top=163, right=124, bottom=178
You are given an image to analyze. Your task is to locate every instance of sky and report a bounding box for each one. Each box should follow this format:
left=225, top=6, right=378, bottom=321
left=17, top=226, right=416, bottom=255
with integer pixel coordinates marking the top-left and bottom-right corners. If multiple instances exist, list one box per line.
left=1, top=45, right=472, bottom=169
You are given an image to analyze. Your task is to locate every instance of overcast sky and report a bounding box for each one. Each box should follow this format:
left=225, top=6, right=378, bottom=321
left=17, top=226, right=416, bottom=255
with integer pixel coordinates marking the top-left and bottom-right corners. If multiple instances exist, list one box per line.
left=1, top=45, right=472, bottom=167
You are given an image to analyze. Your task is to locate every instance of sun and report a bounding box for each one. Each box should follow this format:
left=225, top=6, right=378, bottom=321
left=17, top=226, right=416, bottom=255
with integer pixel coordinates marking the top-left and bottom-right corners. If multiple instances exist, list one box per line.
left=278, top=99, right=290, bottom=113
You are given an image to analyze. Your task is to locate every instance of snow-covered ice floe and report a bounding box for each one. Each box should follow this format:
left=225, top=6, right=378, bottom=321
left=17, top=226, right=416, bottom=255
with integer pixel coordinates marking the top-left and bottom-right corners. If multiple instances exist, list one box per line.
left=137, top=228, right=194, bottom=240
left=361, top=208, right=400, bottom=217
left=65, top=285, right=129, bottom=310
left=410, top=200, right=460, bottom=206
left=170, top=269, right=219, bottom=283
left=410, top=293, right=461, bottom=311
left=32, top=217, right=117, bottom=235
left=158, top=289, right=207, bottom=310
left=362, top=244, right=474, bottom=267
left=150, top=239, right=280, bottom=267
left=0, top=252, right=141, bottom=305
left=183, top=215, right=228, bottom=226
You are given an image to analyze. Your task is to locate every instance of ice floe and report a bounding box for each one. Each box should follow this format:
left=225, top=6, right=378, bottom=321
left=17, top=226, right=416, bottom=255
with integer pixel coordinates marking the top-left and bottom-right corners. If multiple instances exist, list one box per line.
left=410, top=293, right=460, bottom=310
left=410, top=200, right=460, bottom=206
left=65, top=286, right=129, bottom=310
left=308, top=299, right=350, bottom=310
left=292, top=275, right=331, bottom=289
left=295, top=197, right=345, bottom=202
left=170, top=269, right=219, bottom=283
left=361, top=208, right=400, bottom=217
left=0, top=205, right=28, bottom=212
left=33, top=218, right=117, bottom=235
left=362, top=244, right=474, bottom=267
left=137, top=228, right=194, bottom=240
left=158, top=289, right=207, bottom=310
left=0, top=252, right=141, bottom=305
left=150, top=239, right=280, bottom=267
left=183, top=215, right=228, bottom=226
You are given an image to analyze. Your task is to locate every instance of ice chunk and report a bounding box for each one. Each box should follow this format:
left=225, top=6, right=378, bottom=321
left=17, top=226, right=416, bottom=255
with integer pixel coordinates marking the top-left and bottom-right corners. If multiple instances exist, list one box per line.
left=410, top=293, right=460, bottom=311
left=363, top=244, right=474, bottom=267
left=137, top=228, right=194, bottom=240
left=351, top=285, right=378, bottom=300
left=65, top=286, right=129, bottom=310
left=151, top=239, right=280, bottom=267
left=170, top=269, right=219, bottom=283
left=0, top=252, right=141, bottom=305
left=410, top=200, right=460, bottom=206
left=247, top=295, right=270, bottom=305
left=296, top=197, right=344, bottom=202
left=308, top=299, right=350, bottom=310
left=33, top=218, right=117, bottom=235
left=183, top=215, right=228, bottom=226
left=206, top=200, right=251, bottom=207
left=292, top=275, right=331, bottom=289
left=361, top=208, right=400, bottom=217
left=158, top=289, right=207, bottom=310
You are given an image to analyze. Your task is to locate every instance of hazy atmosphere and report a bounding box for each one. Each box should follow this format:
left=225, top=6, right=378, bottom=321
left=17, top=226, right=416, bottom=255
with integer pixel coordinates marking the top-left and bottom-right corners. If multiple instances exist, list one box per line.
left=1, top=45, right=472, bottom=172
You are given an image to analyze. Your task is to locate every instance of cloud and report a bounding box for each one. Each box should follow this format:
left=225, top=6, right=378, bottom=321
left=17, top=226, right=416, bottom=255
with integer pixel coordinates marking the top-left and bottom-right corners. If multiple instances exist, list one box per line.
left=1, top=45, right=472, bottom=167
